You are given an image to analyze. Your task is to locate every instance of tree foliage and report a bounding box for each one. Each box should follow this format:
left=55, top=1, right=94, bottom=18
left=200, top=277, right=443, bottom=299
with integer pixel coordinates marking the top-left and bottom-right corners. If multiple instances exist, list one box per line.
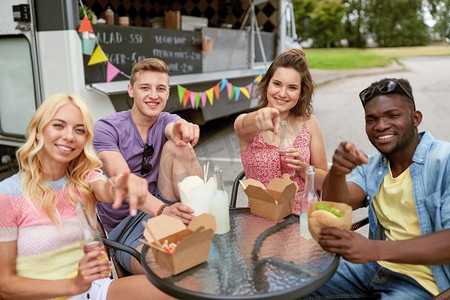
left=365, top=0, right=429, bottom=46
left=343, top=0, right=366, bottom=47
left=293, top=0, right=434, bottom=48
left=293, top=0, right=346, bottom=48
left=426, top=0, right=450, bottom=38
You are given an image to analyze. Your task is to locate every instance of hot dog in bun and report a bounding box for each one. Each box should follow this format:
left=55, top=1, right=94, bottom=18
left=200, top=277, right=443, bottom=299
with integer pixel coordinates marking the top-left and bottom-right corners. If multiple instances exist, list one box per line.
left=307, top=201, right=352, bottom=242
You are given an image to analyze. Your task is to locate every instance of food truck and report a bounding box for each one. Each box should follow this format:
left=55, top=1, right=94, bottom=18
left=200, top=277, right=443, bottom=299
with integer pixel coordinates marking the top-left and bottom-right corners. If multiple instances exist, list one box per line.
left=0, top=0, right=301, bottom=177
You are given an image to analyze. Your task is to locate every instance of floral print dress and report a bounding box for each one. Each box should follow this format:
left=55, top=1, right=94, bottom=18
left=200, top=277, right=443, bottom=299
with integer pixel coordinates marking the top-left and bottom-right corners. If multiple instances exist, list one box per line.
left=241, top=121, right=311, bottom=214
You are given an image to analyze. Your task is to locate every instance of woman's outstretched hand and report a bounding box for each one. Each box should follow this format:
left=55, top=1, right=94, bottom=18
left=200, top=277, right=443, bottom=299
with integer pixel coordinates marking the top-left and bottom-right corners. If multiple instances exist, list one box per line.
left=112, top=171, right=148, bottom=216
left=255, top=107, right=281, bottom=134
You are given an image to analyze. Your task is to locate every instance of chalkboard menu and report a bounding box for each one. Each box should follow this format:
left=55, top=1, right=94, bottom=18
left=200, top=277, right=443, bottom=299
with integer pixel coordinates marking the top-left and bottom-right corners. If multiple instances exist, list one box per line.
left=84, top=25, right=203, bottom=84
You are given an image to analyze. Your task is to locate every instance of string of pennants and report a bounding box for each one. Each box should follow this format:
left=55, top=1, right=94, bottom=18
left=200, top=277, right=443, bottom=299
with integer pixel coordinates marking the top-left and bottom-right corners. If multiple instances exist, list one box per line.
left=78, top=0, right=130, bottom=82
left=176, top=76, right=262, bottom=109
left=78, top=0, right=263, bottom=109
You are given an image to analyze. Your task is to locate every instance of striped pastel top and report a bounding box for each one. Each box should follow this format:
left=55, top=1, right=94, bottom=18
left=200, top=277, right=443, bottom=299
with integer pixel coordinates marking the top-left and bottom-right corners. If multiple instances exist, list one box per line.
left=0, top=171, right=103, bottom=281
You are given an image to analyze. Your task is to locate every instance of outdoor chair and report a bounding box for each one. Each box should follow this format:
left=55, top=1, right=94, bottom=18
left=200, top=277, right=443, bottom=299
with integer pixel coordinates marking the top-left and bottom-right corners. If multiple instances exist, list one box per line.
left=229, top=170, right=450, bottom=299
left=96, top=214, right=140, bottom=278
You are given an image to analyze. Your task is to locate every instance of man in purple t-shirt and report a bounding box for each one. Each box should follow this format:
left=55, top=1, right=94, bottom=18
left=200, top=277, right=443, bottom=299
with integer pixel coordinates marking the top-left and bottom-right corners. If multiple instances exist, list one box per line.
left=93, top=58, right=202, bottom=275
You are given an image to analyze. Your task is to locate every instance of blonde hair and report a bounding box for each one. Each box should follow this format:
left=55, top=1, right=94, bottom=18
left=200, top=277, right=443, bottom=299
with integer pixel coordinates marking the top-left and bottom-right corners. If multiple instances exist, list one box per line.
left=16, top=93, right=101, bottom=224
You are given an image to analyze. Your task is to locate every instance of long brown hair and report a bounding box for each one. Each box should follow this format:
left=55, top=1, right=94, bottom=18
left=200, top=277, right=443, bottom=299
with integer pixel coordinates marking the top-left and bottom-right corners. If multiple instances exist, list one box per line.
left=257, top=49, right=315, bottom=117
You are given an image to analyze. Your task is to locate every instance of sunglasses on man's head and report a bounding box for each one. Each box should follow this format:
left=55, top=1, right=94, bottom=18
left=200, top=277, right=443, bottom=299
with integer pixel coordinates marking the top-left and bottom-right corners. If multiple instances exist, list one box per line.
left=359, top=79, right=414, bottom=107
left=140, top=144, right=154, bottom=175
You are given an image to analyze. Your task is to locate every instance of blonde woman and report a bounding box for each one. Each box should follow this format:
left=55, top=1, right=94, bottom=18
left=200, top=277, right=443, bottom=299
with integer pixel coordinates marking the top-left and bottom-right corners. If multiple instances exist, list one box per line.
left=0, top=93, right=172, bottom=299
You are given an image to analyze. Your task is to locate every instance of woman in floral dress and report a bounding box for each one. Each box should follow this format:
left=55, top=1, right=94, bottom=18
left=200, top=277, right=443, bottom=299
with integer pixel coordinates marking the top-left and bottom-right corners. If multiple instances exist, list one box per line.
left=234, top=49, right=328, bottom=214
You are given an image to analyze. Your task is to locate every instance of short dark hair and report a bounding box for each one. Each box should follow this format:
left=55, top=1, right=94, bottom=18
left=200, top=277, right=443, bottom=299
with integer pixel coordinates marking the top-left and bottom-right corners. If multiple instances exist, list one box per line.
left=257, top=49, right=315, bottom=117
left=359, top=78, right=415, bottom=109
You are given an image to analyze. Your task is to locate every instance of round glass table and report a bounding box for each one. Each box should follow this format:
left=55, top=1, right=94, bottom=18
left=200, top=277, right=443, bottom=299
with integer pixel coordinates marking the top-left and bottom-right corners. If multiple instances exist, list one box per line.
left=141, top=208, right=339, bottom=299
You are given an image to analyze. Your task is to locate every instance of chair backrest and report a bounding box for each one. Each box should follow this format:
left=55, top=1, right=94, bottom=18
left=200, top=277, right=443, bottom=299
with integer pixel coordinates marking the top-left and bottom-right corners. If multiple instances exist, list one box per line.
left=230, top=170, right=245, bottom=208
left=96, top=214, right=139, bottom=278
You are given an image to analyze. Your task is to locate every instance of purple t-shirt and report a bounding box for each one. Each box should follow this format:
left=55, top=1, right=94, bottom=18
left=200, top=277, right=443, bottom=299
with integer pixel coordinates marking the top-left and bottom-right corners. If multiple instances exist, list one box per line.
left=93, top=110, right=179, bottom=232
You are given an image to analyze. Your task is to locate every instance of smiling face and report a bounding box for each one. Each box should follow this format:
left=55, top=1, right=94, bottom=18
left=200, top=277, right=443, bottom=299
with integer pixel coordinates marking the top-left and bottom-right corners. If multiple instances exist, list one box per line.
left=266, top=67, right=301, bottom=117
left=128, top=70, right=170, bottom=123
left=364, top=94, right=422, bottom=157
left=39, top=103, right=87, bottom=176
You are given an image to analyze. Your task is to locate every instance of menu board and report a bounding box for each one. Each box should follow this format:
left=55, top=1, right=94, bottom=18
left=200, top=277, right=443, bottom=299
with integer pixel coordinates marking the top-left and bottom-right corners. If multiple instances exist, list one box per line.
left=84, top=25, right=203, bottom=84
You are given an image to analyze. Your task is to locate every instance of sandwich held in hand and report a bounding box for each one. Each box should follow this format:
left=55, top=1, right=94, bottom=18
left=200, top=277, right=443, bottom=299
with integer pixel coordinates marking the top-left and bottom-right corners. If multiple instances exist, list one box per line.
left=308, top=201, right=352, bottom=242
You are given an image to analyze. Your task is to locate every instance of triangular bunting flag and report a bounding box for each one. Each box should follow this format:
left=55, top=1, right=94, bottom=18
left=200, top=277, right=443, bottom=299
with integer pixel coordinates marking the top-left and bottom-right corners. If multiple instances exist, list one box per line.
left=106, top=62, right=121, bottom=82
left=226, top=82, right=232, bottom=99
left=190, top=92, right=197, bottom=109
left=227, top=83, right=235, bottom=100
left=200, top=92, right=207, bottom=107
left=88, top=45, right=108, bottom=65
left=240, top=87, right=250, bottom=99
left=256, top=74, right=263, bottom=83
left=234, top=86, right=240, bottom=101
left=195, top=93, right=201, bottom=109
left=182, top=90, right=191, bottom=107
left=177, top=85, right=186, bottom=104
left=213, top=84, right=220, bottom=100
left=78, top=16, right=93, bottom=33
left=246, top=83, right=253, bottom=98
left=219, top=78, right=228, bottom=92
left=206, top=88, right=214, bottom=105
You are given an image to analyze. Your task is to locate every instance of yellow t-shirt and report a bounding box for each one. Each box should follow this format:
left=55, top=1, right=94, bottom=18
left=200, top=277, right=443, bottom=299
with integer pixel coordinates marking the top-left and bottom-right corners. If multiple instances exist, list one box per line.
left=373, top=164, right=439, bottom=296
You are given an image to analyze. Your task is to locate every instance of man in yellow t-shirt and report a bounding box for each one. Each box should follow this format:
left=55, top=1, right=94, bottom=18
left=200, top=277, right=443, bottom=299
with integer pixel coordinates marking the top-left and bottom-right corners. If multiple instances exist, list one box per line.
left=303, top=78, right=450, bottom=299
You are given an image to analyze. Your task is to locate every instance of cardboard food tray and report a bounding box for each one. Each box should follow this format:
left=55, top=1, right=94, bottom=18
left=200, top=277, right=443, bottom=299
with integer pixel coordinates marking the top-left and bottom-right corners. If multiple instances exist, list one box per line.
left=307, top=201, right=352, bottom=242
left=242, top=174, right=298, bottom=221
left=143, top=213, right=216, bottom=275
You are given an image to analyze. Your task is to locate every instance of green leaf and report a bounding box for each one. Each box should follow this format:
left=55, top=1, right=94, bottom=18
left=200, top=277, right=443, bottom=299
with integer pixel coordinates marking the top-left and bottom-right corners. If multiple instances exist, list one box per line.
left=316, top=202, right=344, bottom=217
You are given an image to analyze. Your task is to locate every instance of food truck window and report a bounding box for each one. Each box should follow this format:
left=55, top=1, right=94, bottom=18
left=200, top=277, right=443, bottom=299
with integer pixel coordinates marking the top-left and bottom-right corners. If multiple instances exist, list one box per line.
left=0, top=35, right=36, bottom=137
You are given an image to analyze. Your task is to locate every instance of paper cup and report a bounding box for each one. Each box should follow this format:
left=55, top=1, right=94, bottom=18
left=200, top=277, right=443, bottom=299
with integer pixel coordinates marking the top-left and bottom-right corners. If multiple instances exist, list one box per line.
left=82, top=37, right=96, bottom=55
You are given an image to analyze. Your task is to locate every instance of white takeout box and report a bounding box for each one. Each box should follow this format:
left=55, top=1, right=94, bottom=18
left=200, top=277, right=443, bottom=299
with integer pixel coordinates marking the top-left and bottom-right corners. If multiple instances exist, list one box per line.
left=178, top=175, right=216, bottom=216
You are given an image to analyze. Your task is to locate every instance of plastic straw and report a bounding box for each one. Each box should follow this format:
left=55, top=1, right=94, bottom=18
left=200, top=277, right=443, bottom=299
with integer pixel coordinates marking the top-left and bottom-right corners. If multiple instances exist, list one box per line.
left=203, top=162, right=209, bottom=184
left=239, top=180, right=246, bottom=189
left=203, top=165, right=206, bottom=183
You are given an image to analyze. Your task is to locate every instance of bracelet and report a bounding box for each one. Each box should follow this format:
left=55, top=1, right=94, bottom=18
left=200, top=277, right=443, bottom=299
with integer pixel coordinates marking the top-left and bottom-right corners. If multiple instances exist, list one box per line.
left=115, top=173, right=123, bottom=186
left=156, top=204, right=169, bottom=216
left=108, top=173, right=123, bottom=187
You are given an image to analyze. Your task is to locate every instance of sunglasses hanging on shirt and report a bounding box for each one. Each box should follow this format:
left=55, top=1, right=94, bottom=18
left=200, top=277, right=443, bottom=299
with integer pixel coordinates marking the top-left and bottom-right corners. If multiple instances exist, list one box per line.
left=140, top=144, right=154, bottom=175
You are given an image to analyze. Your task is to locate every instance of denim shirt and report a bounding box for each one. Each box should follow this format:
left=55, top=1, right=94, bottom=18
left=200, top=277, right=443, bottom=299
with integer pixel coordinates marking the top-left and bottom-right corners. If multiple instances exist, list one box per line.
left=347, top=131, right=450, bottom=292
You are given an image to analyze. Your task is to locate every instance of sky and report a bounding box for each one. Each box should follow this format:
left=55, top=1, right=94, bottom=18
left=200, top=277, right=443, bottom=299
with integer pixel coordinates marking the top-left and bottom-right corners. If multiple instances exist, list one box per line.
left=424, top=6, right=436, bottom=27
